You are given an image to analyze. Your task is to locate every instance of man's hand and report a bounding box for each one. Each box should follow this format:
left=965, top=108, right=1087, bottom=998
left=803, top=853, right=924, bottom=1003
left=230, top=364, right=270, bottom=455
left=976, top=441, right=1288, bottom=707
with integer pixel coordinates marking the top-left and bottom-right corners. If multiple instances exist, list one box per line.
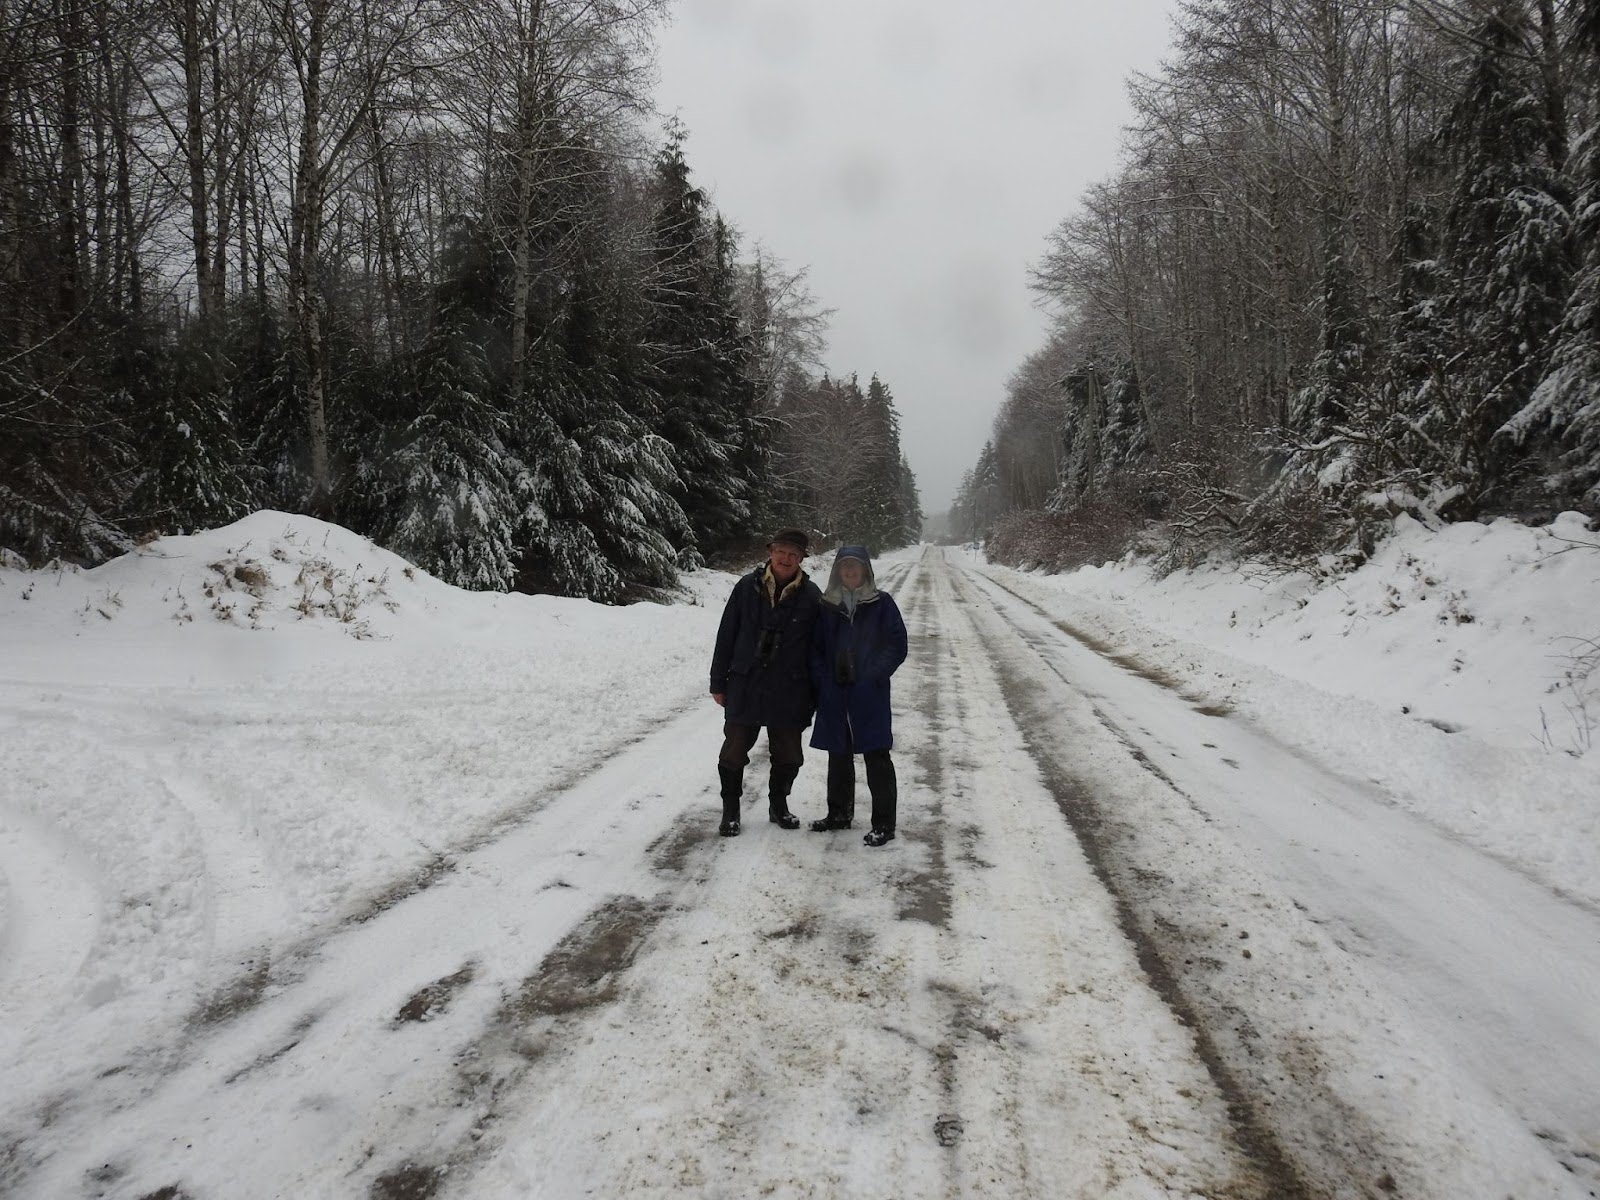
left=712, top=693, right=725, bottom=707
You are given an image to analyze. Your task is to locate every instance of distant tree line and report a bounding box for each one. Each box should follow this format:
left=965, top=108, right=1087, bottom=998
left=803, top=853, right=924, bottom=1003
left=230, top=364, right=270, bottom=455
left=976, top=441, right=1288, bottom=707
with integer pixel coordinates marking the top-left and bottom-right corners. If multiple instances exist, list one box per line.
left=772, top=371, right=921, bottom=554
left=954, top=0, right=1600, bottom=570
left=0, top=0, right=919, bottom=596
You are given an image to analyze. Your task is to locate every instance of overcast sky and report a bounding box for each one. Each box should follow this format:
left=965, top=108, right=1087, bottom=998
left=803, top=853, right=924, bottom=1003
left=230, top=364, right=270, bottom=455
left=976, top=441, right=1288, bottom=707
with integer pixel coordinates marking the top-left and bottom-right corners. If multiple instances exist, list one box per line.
left=652, top=0, right=1180, bottom=513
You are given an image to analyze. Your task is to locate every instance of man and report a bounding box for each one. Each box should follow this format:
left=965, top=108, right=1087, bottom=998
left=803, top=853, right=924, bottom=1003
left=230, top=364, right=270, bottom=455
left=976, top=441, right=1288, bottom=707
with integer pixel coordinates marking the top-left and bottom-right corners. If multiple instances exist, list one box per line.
left=709, top=529, right=822, bottom=836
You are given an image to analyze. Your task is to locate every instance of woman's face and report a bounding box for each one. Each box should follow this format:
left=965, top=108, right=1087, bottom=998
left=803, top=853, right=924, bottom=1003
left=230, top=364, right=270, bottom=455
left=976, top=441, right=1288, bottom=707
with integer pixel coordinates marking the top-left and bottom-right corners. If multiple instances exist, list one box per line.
left=839, top=558, right=866, bottom=589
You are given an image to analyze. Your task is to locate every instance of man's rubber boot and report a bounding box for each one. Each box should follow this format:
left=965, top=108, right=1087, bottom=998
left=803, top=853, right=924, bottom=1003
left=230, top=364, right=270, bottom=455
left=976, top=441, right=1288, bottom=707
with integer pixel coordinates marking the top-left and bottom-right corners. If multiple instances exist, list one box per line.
left=718, top=764, right=743, bottom=837
left=768, top=763, right=801, bottom=830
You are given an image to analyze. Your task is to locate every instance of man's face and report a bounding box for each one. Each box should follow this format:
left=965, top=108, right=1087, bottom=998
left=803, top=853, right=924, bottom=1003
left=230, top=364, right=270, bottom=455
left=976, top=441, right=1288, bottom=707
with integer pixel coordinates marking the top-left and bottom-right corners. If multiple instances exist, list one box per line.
left=769, top=543, right=802, bottom=580
left=838, top=558, right=866, bottom=589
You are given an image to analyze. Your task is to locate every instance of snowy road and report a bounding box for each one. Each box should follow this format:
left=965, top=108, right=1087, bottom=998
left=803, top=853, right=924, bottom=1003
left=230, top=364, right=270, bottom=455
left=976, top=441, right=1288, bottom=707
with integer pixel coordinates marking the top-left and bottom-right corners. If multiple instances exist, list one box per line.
left=3, top=545, right=1597, bottom=1198
left=959, top=563, right=1600, bottom=1195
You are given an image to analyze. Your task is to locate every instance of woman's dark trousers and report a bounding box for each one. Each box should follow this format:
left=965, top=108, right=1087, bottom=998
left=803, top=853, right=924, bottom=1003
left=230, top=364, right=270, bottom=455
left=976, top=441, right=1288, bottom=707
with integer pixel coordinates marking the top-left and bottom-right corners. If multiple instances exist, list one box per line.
left=826, top=748, right=896, bottom=832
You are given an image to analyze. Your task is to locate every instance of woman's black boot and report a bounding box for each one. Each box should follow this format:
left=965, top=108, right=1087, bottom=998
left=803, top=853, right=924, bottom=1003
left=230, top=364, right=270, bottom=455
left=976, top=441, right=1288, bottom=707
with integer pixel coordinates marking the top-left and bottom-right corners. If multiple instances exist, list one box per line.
left=863, top=751, right=897, bottom=846
left=812, top=753, right=855, bottom=830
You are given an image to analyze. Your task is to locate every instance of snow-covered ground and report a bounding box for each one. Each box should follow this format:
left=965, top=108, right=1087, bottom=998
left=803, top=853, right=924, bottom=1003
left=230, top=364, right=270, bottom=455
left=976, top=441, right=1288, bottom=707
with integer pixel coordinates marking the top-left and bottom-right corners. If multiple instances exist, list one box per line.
left=2, top=512, right=1597, bottom=1198
left=0, top=514, right=737, bottom=1183
left=995, top=512, right=1600, bottom=910
left=1, top=512, right=728, bottom=1011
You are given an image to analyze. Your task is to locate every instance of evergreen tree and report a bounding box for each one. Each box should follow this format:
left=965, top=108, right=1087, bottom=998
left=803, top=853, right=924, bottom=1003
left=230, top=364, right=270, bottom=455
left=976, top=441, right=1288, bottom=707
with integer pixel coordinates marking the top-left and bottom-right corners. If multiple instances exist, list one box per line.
left=519, top=140, right=695, bottom=599
left=130, top=357, right=251, bottom=536
left=1099, top=367, right=1150, bottom=488
left=1428, top=1, right=1574, bottom=506
left=1374, top=203, right=1453, bottom=493
left=855, top=374, right=905, bottom=548
left=894, top=454, right=923, bottom=546
left=519, top=244, right=693, bottom=600
left=1502, top=0, right=1600, bottom=510
left=951, top=441, right=1002, bottom=542
left=1053, top=363, right=1101, bottom=508
left=0, top=318, right=144, bottom=561
left=710, top=216, right=766, bottom=539
left=645, top=129, right=758, bottom=563
left=230, top=301, right=308, bottom=514
left=376, top=317, right=533, bottom=592
left=519, top=361, right=690, bottom=599
left=1287, top=244, right=1369, bottom=489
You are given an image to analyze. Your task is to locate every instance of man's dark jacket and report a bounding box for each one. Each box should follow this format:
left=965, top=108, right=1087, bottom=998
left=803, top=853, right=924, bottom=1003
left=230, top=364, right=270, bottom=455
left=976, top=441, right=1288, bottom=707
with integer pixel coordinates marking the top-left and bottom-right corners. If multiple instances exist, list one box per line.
left=710, top=566, right=822, bottom=729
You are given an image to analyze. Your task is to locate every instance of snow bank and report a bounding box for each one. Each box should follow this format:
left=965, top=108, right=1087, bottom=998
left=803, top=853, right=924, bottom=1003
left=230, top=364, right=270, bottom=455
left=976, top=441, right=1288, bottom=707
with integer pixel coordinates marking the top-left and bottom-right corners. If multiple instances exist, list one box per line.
left=0, top=511, right=738, bottom=1073
left=989, top=511, right=1600, bottom=907
left=0, top=510, right=732, bottom=686
left=1051, top=513, right=1600, bottom=753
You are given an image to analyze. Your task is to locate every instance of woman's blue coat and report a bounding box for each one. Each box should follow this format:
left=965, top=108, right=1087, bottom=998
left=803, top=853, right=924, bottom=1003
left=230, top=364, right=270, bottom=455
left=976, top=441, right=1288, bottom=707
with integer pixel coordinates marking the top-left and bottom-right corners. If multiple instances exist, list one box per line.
left=809, top=554, right=908, bottom=753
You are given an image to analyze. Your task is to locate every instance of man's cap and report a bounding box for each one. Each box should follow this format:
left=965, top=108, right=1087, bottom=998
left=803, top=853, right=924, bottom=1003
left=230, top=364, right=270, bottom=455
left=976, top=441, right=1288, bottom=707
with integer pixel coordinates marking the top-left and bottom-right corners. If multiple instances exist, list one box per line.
left=768, top=528, right=810, bottom=555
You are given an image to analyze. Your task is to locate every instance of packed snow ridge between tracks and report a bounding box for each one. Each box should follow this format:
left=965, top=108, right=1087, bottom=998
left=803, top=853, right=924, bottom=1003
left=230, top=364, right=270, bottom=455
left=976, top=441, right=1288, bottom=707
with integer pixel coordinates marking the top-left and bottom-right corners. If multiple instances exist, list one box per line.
left=1, top=510, right=1596, bottom=1198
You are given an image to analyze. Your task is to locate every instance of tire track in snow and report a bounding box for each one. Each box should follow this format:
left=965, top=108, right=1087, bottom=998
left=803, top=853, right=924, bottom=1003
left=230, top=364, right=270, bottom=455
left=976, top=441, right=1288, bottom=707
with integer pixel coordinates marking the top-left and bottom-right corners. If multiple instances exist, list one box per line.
left=897, top=560, right=1024, bottom=1196
left=946, top=552, right=1594, bottom=1199
left=941, top=559, right=1312, bottom=1199
left=397, top=547, right=1268, bottom=1198
left=0, top=805, right=102, bottom=1042
left=180, top=696, right=702, bottom=1032
left=890, top=558, right=953, bottom=929
left=0, top=694, right=734, bottom=1200
left=910, top=550, right=1276, bottom=1200
left=7, top=552, right=1279, bottom=1199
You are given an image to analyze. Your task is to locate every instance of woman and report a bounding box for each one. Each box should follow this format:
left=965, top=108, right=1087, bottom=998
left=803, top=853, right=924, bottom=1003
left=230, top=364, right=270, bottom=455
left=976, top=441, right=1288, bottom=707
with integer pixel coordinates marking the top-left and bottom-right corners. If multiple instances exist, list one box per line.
left=808, top=546, right=908, bottom=846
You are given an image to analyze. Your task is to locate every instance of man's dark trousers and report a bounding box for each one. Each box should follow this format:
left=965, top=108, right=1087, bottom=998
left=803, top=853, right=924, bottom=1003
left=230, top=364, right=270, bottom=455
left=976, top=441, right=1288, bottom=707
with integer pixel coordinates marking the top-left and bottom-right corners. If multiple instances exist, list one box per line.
left=718, top=722, right=804, bottom=822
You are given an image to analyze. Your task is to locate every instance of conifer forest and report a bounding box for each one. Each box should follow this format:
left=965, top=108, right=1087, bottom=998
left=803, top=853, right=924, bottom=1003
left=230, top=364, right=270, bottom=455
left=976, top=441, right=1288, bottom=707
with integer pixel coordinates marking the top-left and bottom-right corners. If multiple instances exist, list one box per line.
left=954, top=0, right=1600, bottom=572
left=0, top=0, right=920, bottom=597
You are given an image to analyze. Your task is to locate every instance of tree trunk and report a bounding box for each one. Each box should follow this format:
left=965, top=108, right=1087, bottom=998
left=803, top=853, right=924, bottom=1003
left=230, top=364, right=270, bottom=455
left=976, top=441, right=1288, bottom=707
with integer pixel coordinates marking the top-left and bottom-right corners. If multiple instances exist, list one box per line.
left=365, top=100, right=402, bottom=358
left=183, top=0, right=217, bottom=322
left=90, top=10, right=112, bottom=300
left=0, top=0, right=18, bottom=308
left=58, top=0, right=86, bottom=318
left=210, top=29, right=231, bottom=304
left=289, top=0, right=332, bottom=514
left=508, top=0, right=547, bottom=398
left=1535, top=0, right=1568, bottom=172
left=111, top=52, right=134, bottom=309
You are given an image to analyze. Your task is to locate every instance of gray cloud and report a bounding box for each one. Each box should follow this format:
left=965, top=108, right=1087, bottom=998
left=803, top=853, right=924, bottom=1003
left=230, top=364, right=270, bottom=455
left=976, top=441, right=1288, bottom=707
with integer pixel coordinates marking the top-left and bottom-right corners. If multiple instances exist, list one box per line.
left=833, top=150, right=894, bottom=216
left=875, top=5, right=941, bottom=74
left=742, top=84, right=803, bottom=144
left=748, top=6, right=815, bottom=63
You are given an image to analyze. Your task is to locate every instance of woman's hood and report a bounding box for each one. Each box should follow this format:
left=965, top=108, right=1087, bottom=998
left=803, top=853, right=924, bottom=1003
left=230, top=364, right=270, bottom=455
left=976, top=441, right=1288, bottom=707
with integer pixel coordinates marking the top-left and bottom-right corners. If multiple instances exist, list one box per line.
left=822, top=545, right=880, bottom=608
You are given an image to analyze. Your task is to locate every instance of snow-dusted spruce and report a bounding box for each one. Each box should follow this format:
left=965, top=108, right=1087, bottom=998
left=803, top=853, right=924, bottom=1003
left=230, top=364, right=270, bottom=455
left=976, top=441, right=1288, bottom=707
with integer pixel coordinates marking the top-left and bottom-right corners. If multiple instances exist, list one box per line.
left=373, top=319, right=532, bottom=594
left=1501, top=0, right=1600, bottom=509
